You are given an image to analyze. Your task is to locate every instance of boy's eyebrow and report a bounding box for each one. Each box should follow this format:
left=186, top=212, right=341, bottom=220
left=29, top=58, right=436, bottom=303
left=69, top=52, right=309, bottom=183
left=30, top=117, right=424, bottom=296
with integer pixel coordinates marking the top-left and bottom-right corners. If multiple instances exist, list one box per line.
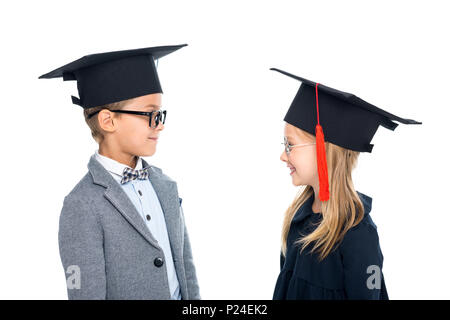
left=143, top=103, right=161, bottom=110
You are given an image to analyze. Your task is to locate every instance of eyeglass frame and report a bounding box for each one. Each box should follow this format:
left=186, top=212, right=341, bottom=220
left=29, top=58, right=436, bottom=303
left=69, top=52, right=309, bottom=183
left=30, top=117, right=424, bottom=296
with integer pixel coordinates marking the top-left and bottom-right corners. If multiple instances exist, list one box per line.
left=282, top=136, right=316, bottom=155
left=87, top=109, right=167, bottom=128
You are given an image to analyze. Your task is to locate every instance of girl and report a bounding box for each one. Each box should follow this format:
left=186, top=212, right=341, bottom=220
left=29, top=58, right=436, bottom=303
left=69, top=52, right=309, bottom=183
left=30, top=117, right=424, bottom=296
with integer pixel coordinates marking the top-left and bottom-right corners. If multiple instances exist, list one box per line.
left=270, top=68, right=421, bottom=300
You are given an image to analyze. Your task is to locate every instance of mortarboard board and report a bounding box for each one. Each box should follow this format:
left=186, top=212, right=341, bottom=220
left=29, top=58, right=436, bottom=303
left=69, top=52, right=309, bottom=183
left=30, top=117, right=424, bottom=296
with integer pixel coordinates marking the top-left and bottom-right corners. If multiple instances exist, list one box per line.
left=270, top=67, right=422, bottom=201
left=38, top=44, right=187, bottom=109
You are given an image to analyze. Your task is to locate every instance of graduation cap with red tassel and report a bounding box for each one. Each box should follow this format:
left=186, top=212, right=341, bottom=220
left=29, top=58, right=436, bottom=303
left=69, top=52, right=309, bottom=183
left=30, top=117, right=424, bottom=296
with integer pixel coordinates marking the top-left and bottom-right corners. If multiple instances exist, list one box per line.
left=270, top=68, right=422, bottom=202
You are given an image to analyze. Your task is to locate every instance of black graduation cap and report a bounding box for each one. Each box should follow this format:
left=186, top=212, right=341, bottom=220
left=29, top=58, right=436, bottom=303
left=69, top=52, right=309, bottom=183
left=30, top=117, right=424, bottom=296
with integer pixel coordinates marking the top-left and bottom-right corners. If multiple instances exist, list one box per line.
left=271, top=68, right=422, bottom=153
left=271, top=67, right=422, bottom=202
left=38, top=44, right=187, bottom=109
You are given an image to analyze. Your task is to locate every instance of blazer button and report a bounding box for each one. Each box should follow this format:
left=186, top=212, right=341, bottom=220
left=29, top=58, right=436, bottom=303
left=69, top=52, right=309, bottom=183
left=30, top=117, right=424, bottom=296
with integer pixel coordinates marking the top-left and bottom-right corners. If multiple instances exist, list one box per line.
left=146, top=214, right=151, bottom=221
left=138, top=190, right=142, bottom=196
left=154, top=257, right=164, bottom=267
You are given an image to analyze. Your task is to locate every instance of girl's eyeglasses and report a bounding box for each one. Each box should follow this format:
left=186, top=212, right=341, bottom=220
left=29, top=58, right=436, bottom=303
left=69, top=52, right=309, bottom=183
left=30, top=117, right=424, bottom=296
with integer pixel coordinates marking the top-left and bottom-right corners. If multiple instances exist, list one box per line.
left=282, top=137, right=316, bottom=155
left=87, top=109, right=167, bottom=128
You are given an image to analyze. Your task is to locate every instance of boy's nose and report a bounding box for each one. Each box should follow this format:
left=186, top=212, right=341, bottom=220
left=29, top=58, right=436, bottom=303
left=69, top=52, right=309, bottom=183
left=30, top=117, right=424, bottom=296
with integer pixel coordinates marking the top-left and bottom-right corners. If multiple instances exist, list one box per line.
left=156, top=122, right=165, bottom=131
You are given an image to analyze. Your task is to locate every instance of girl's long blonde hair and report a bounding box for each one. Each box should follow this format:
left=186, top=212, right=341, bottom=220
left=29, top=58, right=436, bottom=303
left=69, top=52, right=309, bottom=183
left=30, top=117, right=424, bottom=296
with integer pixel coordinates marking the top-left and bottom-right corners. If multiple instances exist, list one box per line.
left=281, top=133, right=364, bottom=262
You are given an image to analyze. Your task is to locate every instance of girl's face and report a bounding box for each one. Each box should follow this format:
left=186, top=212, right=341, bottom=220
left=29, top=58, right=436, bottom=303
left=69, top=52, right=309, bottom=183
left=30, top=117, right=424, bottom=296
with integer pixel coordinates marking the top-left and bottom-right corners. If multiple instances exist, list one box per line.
left=280, top=123, right=318, bottom=187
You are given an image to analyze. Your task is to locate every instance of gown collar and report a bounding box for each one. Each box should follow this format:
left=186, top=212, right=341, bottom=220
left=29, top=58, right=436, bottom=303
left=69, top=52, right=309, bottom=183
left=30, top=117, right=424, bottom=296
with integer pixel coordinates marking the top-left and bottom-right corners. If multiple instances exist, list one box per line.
left=291, top=190, right=373, bottom=225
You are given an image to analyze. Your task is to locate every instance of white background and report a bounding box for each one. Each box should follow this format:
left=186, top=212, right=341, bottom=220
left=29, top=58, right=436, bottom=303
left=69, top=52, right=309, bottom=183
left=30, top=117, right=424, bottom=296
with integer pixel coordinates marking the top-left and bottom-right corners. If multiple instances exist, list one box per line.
left=0, top=0, right=448, bottom=299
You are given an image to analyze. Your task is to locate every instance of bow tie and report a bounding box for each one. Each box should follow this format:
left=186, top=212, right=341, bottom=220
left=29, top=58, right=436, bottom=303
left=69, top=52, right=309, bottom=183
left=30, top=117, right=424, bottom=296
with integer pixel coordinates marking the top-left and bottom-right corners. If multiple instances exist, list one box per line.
left=120, top=166, right=150, bottom=185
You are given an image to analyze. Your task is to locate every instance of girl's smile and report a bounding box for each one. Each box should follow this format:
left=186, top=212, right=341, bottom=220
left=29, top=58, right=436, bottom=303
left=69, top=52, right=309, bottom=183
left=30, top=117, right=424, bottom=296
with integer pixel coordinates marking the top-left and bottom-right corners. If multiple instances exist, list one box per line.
left=288, top=164, right=296, bottom=175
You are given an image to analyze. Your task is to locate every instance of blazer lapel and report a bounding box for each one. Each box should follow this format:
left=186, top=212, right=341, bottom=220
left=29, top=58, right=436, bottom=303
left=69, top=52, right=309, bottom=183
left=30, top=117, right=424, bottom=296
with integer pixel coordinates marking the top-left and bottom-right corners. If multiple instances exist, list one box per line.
left=143, top=159, right=182, bottom=260
left=88, top=155, right=160, bottom=250
left=143, top=159, right=187, bottom=297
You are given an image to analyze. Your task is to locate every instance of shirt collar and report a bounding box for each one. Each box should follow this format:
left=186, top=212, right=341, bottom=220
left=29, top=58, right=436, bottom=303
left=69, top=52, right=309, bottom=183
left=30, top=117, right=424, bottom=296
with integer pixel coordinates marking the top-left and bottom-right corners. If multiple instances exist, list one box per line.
left=94, top=149, right=143, bottom=178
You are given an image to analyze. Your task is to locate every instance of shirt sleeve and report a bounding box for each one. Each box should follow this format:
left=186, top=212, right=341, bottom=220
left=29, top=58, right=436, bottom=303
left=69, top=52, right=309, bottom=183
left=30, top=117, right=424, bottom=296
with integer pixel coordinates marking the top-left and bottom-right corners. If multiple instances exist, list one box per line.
left=340, top=222, right=387, bottom=299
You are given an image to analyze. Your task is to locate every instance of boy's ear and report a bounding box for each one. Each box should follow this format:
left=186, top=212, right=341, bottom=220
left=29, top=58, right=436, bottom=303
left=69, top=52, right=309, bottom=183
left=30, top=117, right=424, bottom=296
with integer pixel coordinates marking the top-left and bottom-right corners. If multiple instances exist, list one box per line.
left=98, top=110, right=116, bottom=131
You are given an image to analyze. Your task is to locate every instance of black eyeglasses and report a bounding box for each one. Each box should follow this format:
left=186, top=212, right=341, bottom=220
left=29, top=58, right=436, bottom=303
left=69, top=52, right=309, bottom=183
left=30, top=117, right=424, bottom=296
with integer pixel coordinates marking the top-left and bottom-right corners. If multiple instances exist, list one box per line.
left=87, top=109, right=167, bottom=128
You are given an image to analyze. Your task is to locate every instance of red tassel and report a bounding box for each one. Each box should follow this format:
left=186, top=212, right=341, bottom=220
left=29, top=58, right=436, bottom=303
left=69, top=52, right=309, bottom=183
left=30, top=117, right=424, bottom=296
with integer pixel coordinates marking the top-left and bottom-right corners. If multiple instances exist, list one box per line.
left=315, top=124, right=329, bottom=201
left=315, top=83, right=329, bottom=201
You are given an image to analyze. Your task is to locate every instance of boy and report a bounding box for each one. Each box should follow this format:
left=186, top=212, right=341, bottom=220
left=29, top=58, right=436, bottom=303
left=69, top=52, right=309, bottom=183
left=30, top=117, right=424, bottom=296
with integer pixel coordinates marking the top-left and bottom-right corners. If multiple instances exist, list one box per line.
left=39, top=44, right=200, bottom=300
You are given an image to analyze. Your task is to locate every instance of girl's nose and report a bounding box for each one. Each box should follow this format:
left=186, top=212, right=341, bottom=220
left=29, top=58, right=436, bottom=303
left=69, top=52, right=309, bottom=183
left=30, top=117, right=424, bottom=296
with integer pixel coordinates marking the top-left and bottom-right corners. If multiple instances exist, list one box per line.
left=280, top=150, right=288, bottom=162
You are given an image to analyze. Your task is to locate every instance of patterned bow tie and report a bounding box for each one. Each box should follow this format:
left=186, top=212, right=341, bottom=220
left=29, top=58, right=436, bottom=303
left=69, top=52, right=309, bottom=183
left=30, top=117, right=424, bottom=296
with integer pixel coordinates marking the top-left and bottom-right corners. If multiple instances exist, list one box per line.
left=120, top=166, right=150, bottom=185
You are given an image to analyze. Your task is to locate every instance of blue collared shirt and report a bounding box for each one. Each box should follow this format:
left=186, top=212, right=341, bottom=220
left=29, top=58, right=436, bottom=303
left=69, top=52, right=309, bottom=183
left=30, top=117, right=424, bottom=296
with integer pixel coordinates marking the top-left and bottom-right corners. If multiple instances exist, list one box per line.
left=94, top=149, right=181, bottom=300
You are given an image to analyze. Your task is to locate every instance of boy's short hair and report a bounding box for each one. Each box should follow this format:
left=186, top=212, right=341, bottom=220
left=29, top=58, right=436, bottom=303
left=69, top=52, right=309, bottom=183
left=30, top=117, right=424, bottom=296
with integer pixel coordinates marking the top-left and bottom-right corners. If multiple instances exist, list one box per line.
left=83, top=98, right=134, bottom=144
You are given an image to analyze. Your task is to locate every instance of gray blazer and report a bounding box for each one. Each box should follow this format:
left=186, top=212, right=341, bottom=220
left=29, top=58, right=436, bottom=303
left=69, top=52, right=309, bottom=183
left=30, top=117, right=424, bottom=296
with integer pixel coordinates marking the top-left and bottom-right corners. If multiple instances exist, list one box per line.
left=58, top=155, right=200, bottom=300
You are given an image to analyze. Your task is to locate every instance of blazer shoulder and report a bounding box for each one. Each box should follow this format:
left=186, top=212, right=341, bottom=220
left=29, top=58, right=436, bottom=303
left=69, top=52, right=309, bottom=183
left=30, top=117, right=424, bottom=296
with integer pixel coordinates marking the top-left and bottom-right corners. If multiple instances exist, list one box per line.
left=63, top=171, right=103, bottom=206
left=60, top=172, right=102, bottom=226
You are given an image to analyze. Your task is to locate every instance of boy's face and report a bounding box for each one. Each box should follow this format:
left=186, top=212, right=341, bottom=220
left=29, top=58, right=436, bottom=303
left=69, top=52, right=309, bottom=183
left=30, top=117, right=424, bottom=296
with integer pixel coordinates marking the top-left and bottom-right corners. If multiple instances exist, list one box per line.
left=100, top=93, right=164, bottom=158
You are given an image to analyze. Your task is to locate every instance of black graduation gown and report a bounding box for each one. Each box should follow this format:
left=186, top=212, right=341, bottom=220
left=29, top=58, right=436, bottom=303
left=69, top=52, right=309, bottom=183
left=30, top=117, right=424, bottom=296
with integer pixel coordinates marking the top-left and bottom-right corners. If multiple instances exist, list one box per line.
left=273, top=191, right=389, bottom=300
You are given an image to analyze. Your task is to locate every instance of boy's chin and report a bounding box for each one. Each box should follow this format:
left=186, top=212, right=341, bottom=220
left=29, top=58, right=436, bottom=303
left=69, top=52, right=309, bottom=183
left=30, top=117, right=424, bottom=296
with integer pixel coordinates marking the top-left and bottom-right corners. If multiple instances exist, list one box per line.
left=137, top=147, right=157, bottom=157
left=142, top=149, right=156, bottom=157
